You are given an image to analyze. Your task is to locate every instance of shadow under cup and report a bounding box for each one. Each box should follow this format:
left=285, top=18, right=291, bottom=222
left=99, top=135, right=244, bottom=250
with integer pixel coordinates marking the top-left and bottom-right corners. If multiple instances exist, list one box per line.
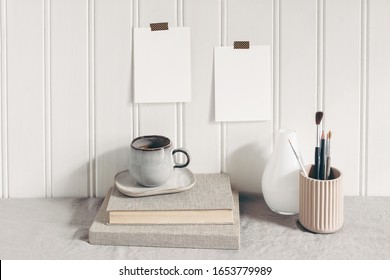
left=299, top=165, right=343, bottom=233
left=129, top=135, right=190, bottom=187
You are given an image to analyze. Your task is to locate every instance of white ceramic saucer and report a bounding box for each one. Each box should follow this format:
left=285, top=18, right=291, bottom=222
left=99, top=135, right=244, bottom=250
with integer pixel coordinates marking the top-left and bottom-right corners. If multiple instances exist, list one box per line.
left=114, top=168, right=196, bottom=197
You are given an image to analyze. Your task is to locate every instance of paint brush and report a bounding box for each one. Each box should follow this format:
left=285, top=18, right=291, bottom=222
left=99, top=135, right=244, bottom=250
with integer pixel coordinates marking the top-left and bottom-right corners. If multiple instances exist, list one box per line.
left=288, top=139, right=308, bottom=177
left=314, top=111, right=324, bottom=179
left=326, top=131, right=332, bottom=179
left=319, top=130, right=326, bottom=180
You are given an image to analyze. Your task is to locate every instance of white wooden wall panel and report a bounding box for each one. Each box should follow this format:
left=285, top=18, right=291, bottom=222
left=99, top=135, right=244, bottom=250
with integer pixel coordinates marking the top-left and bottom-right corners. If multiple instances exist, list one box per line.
left=137, top=0, right=177, bottom=144
left=279, top=0, right=317, bottom=169
left=95, top=0, right=133, bottom=198
left=1, top=0, right=390, bottom=197
left=183, top=0, right=221, bottom=173
left=51, top=0, right=89, bottom=197
left=7, top=0, right=45, bottom=197
left=367, top=0, right=390, bottom=196
left=226, top=0, right=273, bottom=194
left=324, top=0, right=360, bottom=195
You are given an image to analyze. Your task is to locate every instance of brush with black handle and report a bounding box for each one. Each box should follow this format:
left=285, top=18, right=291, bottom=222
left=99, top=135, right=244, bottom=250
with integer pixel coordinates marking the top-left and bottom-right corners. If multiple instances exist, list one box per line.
left=326, top=131, right=332, bottom=179
left=319, top=130, right=326, bottom=180
left=314, top=111, right=324, bottom=179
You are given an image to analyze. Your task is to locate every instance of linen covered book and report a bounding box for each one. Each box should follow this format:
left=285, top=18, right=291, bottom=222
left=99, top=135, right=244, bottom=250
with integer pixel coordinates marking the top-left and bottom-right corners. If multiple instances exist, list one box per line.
left=88, top=188, right=240, bottom=250
left=107, top=173, right=234, bottom=225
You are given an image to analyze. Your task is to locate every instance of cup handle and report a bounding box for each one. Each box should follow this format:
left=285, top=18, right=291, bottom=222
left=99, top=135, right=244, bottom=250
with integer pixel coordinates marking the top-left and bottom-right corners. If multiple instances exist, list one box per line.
left=172, top=148, right=190, bottom=168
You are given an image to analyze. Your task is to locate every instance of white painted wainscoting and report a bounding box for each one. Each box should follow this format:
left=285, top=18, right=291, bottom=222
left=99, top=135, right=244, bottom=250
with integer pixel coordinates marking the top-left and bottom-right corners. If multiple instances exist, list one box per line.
left=0, top=0, right=389, bottom=197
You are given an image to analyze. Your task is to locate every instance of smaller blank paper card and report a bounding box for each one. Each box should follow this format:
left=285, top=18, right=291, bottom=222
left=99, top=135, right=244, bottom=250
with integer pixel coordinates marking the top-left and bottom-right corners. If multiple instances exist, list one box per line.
left=134, top=27, right=191, bottom=103
left=214, top=46, right=271, bottom=121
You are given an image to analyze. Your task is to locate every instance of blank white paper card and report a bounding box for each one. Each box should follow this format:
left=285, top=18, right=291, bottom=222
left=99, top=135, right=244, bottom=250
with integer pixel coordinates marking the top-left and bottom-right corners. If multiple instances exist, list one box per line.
left=214, top=45, right=271, bottom=121
left=134, top=27, right=191, bottom=103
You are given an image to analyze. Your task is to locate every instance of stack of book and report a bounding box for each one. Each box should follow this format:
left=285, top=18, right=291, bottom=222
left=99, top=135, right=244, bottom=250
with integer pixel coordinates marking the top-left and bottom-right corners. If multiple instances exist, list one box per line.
left=89, top=173, right=240, bottom=249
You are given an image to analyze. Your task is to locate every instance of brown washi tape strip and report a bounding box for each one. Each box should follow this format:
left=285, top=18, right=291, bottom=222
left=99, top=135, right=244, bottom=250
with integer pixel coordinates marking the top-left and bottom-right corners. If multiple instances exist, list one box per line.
left=233, top=41, right=250, bottom=49
left=150, top=22, right=169, bottom=31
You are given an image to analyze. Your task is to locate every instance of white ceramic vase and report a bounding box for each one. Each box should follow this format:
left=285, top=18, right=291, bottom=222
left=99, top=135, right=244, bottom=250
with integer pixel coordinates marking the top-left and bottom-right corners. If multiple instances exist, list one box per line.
left=262, top=129, right=302, bottom=215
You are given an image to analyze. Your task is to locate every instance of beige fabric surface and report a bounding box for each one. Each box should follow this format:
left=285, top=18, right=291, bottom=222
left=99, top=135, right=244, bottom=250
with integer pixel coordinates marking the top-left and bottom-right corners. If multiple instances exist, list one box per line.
left=0, top=194, right=389, bottom=259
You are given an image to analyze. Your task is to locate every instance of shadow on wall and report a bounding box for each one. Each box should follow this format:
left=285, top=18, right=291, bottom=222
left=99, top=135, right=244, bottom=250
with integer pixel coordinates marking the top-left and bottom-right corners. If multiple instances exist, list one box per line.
left=50, top=146, right=128, bottom=198
left=96, top=145, right=130, bottom=198
left=51, top=160, right=89, bottom=198
left=228, top=142, right=271, bottom=195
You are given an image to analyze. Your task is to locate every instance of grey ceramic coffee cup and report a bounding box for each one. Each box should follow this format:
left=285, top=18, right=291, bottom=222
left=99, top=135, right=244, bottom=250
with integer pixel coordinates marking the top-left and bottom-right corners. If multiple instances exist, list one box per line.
left=128, top=135, right=190, bottom=187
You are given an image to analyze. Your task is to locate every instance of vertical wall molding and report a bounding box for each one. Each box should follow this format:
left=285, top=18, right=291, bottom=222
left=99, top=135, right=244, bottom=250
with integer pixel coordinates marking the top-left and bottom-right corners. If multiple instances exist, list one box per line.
left=279, top=0, right=317, bottom=172
left=44, top=0, right=52, bottom=198
left=177, top=0, right=184, bottom=152
left=130, top=0, right=134, bottom=143
left=1, top=0, right=8, bottom=198
left=272, top=0, right=280, bottom=143
left=173, top=0, right=178, bottom=149
left=51, top=0, right=89, bottom=197
left=0, top=0, right=2, bottom=198
left=88, top=0, right=96, bottom=197
left=323, top=0, right=361, bottom=195
left=360, top=0, right=368, bottom=196
left=95, top=0, right=134, bottom=197
left=183, top=0, right=221, bottom=173
left=133, top=0, right=139, bottom=138
left=220, top=0, right=227, bottom=173
left=316, top=0, right=324, bottom=113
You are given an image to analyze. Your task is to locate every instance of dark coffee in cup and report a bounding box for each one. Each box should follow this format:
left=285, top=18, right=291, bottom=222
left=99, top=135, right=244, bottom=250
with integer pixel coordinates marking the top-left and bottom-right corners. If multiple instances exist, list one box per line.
left=132, top=135, right=171, bottom=150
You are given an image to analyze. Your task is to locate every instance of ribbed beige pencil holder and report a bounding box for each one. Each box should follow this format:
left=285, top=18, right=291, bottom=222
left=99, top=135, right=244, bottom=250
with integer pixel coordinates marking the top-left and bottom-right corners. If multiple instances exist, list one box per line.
left=299, top=165, right=343, bottom=233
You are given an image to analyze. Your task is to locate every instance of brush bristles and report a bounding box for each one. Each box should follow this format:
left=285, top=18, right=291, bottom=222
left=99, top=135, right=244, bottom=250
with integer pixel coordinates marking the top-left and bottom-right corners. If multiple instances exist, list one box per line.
left=316, top=111, right=324, bottom=125
left=328, top=130, right=332, bottom=139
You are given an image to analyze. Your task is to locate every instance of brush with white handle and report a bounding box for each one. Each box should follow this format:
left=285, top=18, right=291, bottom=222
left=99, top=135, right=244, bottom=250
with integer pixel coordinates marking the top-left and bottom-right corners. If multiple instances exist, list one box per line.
left=288, top=139, right=308, bottom=177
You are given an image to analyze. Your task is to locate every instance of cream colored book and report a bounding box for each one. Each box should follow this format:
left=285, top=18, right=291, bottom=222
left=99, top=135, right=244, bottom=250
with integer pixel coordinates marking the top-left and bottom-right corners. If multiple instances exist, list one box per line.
left=107, top=173, right=234, bottom=225
left=109, top=209, right=233, bottom=225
